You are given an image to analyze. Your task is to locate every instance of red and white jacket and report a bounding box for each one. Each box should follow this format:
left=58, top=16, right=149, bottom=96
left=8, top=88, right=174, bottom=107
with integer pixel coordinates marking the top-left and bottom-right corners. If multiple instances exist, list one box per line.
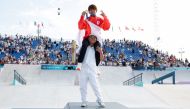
left=77, top=15, right=110, bottom=46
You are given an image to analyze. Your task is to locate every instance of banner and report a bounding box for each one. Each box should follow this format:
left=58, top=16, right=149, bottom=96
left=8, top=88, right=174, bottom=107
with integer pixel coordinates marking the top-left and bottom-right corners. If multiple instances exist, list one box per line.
left=41, top=64, right=77, bottom=70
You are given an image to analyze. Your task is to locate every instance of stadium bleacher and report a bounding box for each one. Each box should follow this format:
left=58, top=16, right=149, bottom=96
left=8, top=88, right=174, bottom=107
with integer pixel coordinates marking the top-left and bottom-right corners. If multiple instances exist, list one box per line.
left=0, top=35, right=189, bottom=70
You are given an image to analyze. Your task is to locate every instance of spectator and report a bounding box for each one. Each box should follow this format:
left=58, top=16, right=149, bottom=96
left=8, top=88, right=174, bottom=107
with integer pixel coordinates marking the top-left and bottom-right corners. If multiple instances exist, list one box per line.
left=0, top=34, right=187, bottom=70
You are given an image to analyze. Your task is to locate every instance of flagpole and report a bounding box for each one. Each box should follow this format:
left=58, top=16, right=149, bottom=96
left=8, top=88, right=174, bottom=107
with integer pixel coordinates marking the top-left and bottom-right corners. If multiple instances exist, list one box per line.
left=34, top=21, right=44, bottom=37
left=179, top=48, right=185, bottom=60
left=37, top=24, right=40, bottom=37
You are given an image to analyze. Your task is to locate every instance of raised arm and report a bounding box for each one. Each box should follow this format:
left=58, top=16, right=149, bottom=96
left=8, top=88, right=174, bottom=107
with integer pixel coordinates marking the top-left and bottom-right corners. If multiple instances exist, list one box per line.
left=100, top=10, right=110, bottom=30
left=78, top=11, right=88, bottom=30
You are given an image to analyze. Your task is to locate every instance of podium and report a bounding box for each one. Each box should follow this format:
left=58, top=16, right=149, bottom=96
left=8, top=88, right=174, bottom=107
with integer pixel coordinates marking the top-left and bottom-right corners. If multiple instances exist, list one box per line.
left=64, top=102, right=128, bottom=109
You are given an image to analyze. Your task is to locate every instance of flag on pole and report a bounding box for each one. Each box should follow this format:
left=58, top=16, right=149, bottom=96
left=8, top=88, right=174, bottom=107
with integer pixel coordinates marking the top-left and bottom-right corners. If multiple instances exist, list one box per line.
left=138, top=27, right=144, bottom=31
left=132, top=27, right=136, bottom=32
left=157, top=37, right=160, bottom=41
left=125, top=26, right=129, bottom=30
left=119, top=26, right=121, bottom=32
left=34, top=21, right=37, bottom=26
left=41, top=22, right=44, bottom=27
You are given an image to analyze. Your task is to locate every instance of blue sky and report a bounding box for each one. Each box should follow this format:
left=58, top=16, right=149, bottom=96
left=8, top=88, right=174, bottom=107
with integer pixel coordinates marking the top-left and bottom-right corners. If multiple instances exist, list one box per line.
left=0, top=0, right=190, bottom=60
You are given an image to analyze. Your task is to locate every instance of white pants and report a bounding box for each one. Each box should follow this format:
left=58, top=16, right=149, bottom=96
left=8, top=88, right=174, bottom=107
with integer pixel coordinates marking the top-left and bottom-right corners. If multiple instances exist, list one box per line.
left=79, top=65, right=103, bottom=102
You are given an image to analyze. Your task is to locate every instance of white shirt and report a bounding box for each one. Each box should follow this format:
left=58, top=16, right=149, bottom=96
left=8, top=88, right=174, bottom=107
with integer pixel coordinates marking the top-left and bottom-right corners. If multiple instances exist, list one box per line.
left=82, top=46, right=97, bottom=70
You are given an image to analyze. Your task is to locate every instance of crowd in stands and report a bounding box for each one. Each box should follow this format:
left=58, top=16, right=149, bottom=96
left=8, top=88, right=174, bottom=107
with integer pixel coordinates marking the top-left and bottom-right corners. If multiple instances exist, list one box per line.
left=0, top=34, right=73, bottom=65
left=101, top=39, right=190, bottom=70
left=0, top=34, right=189, bottom=70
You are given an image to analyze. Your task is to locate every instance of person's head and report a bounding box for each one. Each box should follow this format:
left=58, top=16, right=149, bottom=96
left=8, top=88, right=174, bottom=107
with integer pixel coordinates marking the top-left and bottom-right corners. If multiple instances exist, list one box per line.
left=88, top=35, right=97, bottom=45
left=88, top=4, right=97, bottom=16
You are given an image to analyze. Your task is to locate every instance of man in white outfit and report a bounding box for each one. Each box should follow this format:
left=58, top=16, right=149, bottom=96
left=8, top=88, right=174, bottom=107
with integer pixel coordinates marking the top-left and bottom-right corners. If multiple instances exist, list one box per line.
left=79, top=35, right=105, bottom=108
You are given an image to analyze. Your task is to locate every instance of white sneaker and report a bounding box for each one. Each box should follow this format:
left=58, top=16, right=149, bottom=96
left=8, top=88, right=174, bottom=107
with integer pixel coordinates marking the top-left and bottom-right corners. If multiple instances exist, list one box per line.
left=76, top=63, right=82, bottom=71
left=97, top=100, right=106, bottom=108
left=81, top=101, right=87, bottom=107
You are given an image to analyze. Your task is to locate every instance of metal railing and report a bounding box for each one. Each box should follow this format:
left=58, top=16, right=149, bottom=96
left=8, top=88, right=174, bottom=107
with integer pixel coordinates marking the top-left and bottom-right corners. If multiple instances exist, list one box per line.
left=152, top=71, right=175, bottom=84
left=14, top=70, right=26, bottom=85
left=123, top=73, right=143, bottom=86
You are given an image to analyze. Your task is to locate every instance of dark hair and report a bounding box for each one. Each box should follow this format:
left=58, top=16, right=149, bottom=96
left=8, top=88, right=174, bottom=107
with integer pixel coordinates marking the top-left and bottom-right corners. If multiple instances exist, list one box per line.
left=88, top=4, right=97, bottom=11
left=89, top=35, right=97, bottom=40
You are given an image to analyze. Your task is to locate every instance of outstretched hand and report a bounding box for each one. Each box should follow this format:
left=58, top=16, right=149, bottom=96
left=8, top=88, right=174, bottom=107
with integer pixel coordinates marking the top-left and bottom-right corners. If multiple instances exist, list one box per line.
left=82, top=10, right=87, bottom=16
left=100, top=10, right=106, bottom=17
